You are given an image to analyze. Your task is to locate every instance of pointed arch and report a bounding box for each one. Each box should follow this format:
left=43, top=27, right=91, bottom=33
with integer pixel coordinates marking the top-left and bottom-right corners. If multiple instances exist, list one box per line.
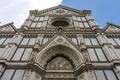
left=35, top=35, right=85, bottom=69
left=36, top=44, right=85, bottom=69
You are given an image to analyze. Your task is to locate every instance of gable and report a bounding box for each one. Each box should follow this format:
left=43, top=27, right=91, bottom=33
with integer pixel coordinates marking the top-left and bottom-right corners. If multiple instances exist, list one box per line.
left=104, top=23, right=120, bottom=32
left=41, top=34, right=80, bottom=52
left=41, top=7, right=80, bottom=15
left=31, top=5, right=82, bottom=15
left=0, top=22, right=16, bottom=32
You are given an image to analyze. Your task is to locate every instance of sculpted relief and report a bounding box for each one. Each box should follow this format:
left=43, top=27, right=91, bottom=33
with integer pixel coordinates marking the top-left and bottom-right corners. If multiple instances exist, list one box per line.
left=46, top=57, right=73, bottom=70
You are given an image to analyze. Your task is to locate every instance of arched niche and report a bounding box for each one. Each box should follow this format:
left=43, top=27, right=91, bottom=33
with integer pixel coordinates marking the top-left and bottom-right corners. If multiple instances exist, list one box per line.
left=36, top=45, right=85, bottom=69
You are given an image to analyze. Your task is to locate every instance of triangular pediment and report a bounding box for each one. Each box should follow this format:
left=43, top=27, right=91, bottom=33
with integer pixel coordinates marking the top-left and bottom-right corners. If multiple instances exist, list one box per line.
left=30, top=5, right=83, bottom=15
left=41, top=34, right=80, bottom=51
left=104, top=23, right=120, bottom=33
left=0, top=22, right=17, bottom=32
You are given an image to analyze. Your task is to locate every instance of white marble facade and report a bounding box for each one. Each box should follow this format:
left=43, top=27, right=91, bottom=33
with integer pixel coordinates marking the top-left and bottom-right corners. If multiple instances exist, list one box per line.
left=0, top=5, right=120, bottom=80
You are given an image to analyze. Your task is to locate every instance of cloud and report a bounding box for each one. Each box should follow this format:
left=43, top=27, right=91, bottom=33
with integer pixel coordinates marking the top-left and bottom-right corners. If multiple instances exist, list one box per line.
left=30, top=0, right=62, bottom=10
left=0, top=0, right=62, bottom=28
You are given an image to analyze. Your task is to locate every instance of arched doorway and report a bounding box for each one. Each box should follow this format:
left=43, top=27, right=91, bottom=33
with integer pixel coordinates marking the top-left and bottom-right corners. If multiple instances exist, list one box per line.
left=36, top=45, right=84, bottom=80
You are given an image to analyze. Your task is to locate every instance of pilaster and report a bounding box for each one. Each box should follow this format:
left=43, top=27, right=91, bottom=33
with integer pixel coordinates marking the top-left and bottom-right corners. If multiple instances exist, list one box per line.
left=114, top=65, right=120, bottom=80
left=38, top=34, right=44, bottom=45
left=86, top=14, right=99, bottom=30
left=97, top=34, right=109, bottom=45
left=28, top=14, right=35, bottom=20
left=41, top=16, right=49, bottom=30
left=22, top=19, right=32, bottom=28
left=78, top=34, right=90, bottom=63
left=97, top=34, right=118, bottom=61
left=0, top=64, right=5, bottom=77
left=87, top=69, right=96, bottom=80
left=29, top=71, right=37, bottom=80
left=72, top=15, right=79, bottom=30
left=1, top=33, right=23, bottom=60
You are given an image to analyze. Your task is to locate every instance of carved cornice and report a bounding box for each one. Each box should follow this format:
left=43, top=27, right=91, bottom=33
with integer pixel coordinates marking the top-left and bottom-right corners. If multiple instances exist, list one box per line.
left=17, top=28, right=96, bottom=34
left=0, top=56, right=120, bottom=76
left=0, top=34, right=14, bottom=36
left=0, top=60, right=45, bottom=75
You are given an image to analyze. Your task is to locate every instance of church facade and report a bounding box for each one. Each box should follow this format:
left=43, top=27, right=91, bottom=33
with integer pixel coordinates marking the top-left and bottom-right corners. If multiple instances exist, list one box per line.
left=0, top=5, right=120, bottom=80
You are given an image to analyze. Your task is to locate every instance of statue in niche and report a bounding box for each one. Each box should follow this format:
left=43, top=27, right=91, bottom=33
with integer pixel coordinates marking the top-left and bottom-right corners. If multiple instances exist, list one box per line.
left=34, top=38, right=40, bottom=50
left=46, top=57, right=73, bottom=70
left=80, top=38, right=84, bottom=45
left=35, top=39, right=40, bottom=45
left=58, top=26, right=62, bottom=33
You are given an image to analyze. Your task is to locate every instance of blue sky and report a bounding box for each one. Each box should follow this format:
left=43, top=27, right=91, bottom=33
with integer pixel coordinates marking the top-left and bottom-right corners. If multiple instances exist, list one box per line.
left=0, top=0, right=120, bottom=28
left=62, top=0, right=120, bottom=28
